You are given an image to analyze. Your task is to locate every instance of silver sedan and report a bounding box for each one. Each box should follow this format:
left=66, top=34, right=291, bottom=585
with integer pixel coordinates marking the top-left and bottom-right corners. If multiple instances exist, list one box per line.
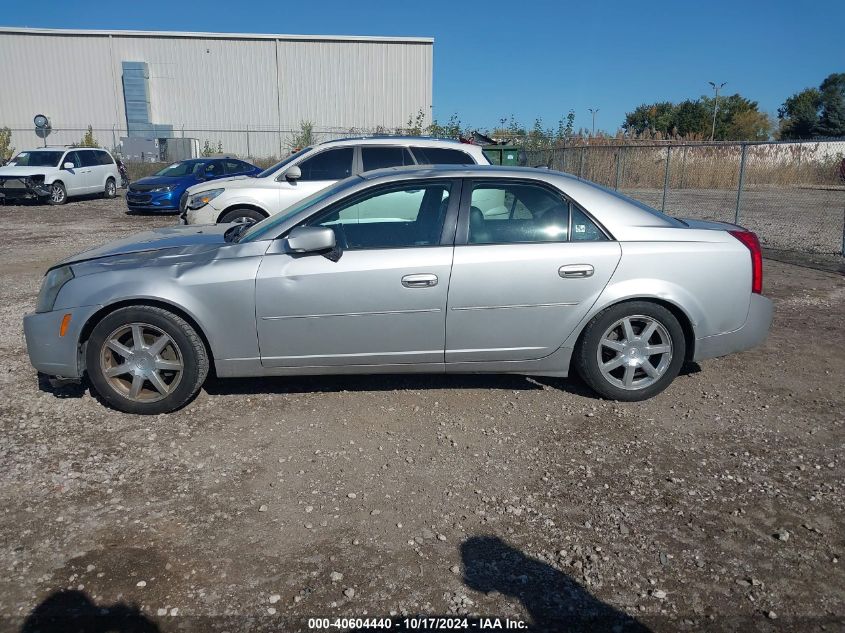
left=24, top=165, right=773, bottom=414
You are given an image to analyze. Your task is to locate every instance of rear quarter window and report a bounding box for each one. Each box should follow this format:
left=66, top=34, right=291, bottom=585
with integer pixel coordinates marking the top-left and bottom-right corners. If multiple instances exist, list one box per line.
left=411, top=147, right=476, bottom=165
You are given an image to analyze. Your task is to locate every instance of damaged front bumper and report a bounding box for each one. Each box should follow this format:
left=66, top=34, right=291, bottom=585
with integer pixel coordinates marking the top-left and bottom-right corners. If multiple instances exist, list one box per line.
left=0, top=175, right=52, bottom=200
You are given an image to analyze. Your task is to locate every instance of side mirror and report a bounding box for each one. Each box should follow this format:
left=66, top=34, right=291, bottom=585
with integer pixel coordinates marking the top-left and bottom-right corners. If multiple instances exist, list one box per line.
left=286, top=226, right=336, bottom=253
left=63, top=162, right=74, bottom=170
left=283, top=165, right=302, bottom=181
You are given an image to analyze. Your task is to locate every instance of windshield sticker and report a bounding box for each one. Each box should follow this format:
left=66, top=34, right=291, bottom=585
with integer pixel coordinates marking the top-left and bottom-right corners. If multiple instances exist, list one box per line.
left=574, top=224, right=586, bottom=233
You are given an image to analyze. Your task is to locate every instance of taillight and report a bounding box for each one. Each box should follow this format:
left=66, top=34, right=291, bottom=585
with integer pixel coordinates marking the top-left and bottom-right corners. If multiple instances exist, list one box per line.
left=729, top=230, right=763, bottom=294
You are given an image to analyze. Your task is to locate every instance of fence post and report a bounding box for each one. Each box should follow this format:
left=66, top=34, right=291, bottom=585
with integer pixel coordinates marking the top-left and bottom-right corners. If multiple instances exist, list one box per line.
left=661, top=146, right=671, bottom=212
left=735, top=143, right=748, bottom=225
left=245, top=125, right=251, bottom=159
left=614, top=148, right=622, bottom=190
left=579, top=147, right=585, bottom=178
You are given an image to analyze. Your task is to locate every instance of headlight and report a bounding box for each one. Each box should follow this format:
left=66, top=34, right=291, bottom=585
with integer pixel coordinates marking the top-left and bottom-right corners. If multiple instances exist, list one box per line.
left=36, top=266, right=74, bottom=313
left=149, top=185, right=175, bottom=193
left=187, top=188, right=224, bottom=209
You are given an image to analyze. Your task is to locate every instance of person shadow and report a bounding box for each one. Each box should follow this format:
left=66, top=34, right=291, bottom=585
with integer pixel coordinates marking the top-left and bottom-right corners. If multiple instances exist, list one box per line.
left=461, top=536, right=652, bottom=633
left=19, top=589, right=160, bottom=633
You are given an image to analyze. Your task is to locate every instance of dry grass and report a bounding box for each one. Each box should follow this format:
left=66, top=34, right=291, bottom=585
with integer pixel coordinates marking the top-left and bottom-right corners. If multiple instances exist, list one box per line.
left=528, top=142, right=844, bottom=190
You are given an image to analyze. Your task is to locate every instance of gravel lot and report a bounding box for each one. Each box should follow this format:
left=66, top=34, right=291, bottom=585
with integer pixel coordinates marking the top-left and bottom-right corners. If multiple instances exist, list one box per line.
left=1, top=195, right=843, bottom=632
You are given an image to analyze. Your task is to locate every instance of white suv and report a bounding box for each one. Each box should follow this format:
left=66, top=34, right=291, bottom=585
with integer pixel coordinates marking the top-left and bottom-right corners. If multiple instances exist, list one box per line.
left=0, top=147, right=120, bottom=205
left=181, top=137, right=490, bottom=225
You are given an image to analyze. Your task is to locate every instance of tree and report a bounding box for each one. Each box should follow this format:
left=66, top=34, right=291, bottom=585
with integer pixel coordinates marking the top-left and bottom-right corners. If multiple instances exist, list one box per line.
left=728, top=110, right=773, bottom=141
left=0, top=127, right=14, bottom=163
left=778, top=87, right=822, bottom=139
left=816, top=73, right=845, bottom=137
left=77, top=125, right=99, bottom=148
left=673, top=100, right=709, bottom=137
left=288, top=121, right=315, bottom=150
left=623, top=102, right=676, bottom=135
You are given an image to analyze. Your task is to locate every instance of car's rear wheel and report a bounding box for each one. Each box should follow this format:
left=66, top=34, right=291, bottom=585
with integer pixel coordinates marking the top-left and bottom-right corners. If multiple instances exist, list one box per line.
left=48, top=182, right=67, bottom=205
left=103, top=177, right=117, bottom=199
left=219, top=207, right=266, bottom=224
left=85, top=306, right=209, bottom=414
left=574, top=301, right=685, bottom=401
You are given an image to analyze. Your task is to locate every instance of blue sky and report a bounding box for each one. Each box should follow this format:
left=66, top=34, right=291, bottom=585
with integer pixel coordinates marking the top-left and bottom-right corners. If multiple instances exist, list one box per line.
left=4, top=0, right=843, bottom=133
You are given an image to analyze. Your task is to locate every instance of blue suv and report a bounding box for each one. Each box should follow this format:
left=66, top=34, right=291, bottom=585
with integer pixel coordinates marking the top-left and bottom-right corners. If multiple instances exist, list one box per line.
left=126, top=157, right=260, bottom=213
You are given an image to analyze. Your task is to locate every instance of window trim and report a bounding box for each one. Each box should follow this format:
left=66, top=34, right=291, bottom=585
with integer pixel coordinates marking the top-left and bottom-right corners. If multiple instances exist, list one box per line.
left=288, top=177, right=463, bottom=251
left=455, top=178, right=614, bottom=246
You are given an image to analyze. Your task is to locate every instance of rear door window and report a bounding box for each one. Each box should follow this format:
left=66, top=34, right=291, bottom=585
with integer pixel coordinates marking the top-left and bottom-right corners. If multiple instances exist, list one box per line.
left=298, top=148, right=354, bottom=181
left=411, top=147, right=475, bottom=165
left=79, top=150, right=99, bottom=167
left=361, top=147, right=416, bottom=171
left=224, top=160, right=250, bottom=174
left=97, top=151, right=115, bottom=165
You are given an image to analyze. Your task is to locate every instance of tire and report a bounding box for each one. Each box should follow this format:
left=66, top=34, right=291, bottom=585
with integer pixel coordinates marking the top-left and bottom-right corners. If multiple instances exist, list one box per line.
left=47, top=182, right=67, bottom=205
left=103, top=177, right=117, bottom=199
left=218, top=207, right=266, bottom=224
left=574, top=301, right=686, bottom=402
left=85, top=305, right=209, bottom=414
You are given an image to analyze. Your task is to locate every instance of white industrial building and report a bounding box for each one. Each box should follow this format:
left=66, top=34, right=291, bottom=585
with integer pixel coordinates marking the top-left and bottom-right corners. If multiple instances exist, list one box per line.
left=0, top=27, right=434, bottom=159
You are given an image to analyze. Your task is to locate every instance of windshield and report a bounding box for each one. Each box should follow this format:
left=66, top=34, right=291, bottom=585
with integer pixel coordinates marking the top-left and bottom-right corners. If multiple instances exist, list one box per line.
left=9, top=151, right=64, bottom=167
left=239, top=177, right=361, bottom=242
left=155, top=161, right=204, bottom=177
left=256, top=147, right=312, bottom=178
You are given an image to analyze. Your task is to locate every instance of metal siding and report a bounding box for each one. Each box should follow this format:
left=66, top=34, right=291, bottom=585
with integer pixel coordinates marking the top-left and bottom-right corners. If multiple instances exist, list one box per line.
left=0, top=30, right=433, bottom=158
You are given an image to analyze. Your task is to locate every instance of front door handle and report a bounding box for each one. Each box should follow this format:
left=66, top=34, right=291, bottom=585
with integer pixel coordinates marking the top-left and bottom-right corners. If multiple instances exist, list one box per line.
left=559, top=264, right=594, bottom=278
left=402, top=273, right=438, bottom=288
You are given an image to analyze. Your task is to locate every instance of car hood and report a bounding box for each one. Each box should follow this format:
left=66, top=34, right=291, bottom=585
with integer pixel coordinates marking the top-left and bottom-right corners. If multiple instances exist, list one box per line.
left=0, top=165, right=50, bottom=177
left=132, top=175, right=189, bottom=187
left=55, top=224, right=232, bottom=268
left=186, top=175, right=264, bottom=195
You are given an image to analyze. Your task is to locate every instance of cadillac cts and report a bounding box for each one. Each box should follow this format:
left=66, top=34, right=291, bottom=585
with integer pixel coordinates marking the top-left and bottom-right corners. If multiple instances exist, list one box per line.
left=24, top=166, right=773, bottom=414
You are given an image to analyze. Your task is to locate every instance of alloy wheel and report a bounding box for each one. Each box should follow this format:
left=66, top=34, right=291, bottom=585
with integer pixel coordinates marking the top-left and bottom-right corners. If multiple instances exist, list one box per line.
left=99, top=322, right=184, bottom=403
left=596, top=315, right=673, bottom=390
left=51, top=184, right=65, bottom=203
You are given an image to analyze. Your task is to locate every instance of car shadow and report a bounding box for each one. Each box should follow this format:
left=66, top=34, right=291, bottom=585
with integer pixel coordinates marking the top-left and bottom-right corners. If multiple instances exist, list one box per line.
left=202, top=372, right=599, bottom=399
left=19, top=589, right=160, bottom=633
left=36, top=373, right=87, bottom=399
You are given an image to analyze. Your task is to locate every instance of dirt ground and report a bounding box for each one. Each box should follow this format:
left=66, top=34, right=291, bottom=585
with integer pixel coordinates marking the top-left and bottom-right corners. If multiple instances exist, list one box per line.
left=0, top=194, right=843, bottom=633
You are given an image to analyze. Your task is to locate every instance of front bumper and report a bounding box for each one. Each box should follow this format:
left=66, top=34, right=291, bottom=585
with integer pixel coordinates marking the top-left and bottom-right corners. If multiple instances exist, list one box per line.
left=23, top=305, right=102, bottom=378
left=181, top=204, right=218, bottom=225
left=693, top=294, right=774, bottom=361
left=0, top=176, right=51, bottom=200
left=126, top=189, right=180, bottom=212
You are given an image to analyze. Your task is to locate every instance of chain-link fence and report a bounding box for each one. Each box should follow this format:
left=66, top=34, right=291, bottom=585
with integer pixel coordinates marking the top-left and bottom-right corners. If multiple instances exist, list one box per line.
left=526, top=140, right=845, bottom=257
left=5, top=126, right=844, bottom=257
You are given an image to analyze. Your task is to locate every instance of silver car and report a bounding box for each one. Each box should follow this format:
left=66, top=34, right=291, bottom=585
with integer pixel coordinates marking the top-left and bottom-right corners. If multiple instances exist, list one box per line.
left=24, top=166, right=773, bottom=414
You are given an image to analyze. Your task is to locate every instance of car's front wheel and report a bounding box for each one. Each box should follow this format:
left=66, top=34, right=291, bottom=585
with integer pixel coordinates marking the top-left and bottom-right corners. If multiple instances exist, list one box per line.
left=85, top=305, right=209, bottom=414
left=574, top=301, right=686, bottom=401
left=219, top=207, right=266, bottom=224
left=47, top=182, right=67, bottom=205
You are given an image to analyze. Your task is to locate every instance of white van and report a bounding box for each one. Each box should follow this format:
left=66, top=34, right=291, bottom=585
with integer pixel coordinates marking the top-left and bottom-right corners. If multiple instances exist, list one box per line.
left=0, top=147, right=120, bottom=204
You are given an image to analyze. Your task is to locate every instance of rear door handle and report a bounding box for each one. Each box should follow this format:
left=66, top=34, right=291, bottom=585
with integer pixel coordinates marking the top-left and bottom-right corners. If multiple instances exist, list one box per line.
left=559, top=264, right=594, bottom=278
left=402, top=273, right=438, bottom=288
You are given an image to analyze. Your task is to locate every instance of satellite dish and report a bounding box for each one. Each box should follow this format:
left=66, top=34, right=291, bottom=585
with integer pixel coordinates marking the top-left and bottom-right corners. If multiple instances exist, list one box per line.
left=33, top=114, right=52, bottom=144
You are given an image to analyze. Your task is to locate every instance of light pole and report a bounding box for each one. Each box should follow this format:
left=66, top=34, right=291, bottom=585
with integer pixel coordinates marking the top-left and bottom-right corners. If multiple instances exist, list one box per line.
left=708, top=81, right=727, bottom=141
left=588, top=108, right=599, bottom=137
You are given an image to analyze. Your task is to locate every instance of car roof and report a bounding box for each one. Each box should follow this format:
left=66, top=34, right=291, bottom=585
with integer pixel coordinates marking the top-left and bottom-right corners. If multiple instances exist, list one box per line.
left=359, top=164, right=554, bottom=180
left=318, top=136, right=480, bottom=149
